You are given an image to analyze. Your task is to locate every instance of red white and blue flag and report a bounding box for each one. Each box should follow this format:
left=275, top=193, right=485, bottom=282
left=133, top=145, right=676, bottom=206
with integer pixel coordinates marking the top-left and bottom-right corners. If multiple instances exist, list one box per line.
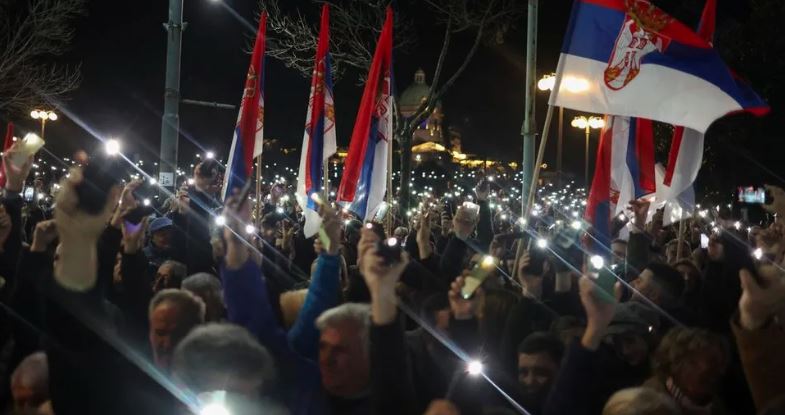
left=551, top=0, right=768, bottom=133
left=337, top=8, right=394, bottom=221
left=586, top=116, right=655, bottom=248
left=222, top=12, right=267, bottom=201
left=296, top=5, right=337, bottom=237
left=656, top=0, right=715, bottom=225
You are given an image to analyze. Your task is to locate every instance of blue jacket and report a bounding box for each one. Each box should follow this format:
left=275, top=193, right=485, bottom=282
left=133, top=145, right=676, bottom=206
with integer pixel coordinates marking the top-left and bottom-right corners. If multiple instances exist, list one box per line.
left=288, top=254, right=342, bottom=361
left=222, top=258, right=328, bottom=415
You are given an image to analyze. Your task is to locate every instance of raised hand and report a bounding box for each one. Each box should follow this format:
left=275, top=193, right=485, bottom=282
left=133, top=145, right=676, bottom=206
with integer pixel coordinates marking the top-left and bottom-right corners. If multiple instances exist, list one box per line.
left=518, top=252, right=544, bottom=299
left=449, top=274, right=482, bottom=320
left=627, top=199, right=650, bottom=232
left=416, top=210, right=433, bottom=259
left=3, top=142, right=33, bottom=193
left=54, top=167, right=122, bottom=291
left=110, top=179, right=142, bottom=228
left=578, top=276, right=617, bottom=350
left=122, top=217, right=149, bottom=254
left=222, top=193, right=253, bottom=269
left=453, top=204, right=478, bottom=241
left=739, top=266, right=785, bottom=330
left=319, top=203, right=341, bottom=256
left=423, top=400, right=460, bottom=415
left=359, top=240, right=408, bottom=325
left=30, top=219, right=58, bottom=253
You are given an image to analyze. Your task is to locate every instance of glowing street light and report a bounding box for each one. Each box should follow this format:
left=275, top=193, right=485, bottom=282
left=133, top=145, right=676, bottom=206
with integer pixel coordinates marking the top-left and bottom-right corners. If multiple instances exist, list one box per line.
left=30, top=109, right=58, bottom=140
left=571, top=115, right=605, bottom=186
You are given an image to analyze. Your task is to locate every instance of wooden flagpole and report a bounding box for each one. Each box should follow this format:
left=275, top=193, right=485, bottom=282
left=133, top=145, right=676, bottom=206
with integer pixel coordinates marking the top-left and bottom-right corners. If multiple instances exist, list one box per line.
left=255, top=154, right=262, bottom=224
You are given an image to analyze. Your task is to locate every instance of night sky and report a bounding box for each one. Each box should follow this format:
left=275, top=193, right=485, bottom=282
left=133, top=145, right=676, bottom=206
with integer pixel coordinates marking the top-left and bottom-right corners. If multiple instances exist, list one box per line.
left=6, top=0, right=781, bottom=191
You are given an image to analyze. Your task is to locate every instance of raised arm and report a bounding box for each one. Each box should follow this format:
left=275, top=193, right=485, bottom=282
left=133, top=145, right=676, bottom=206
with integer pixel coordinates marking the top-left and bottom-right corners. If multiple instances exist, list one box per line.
left=288, top=203, right=342, bottom=360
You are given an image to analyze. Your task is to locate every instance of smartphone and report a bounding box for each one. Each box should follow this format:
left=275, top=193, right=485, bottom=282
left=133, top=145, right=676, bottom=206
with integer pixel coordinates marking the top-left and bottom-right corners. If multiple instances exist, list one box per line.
left=737, top=186, right=771, bottom=205
left=461, top=256, right=495, bottom=299
left=588, top=256, right=616, bottom=303
left=376, top=237, right=402, bottom=266
left=521, top=242, right=547, bottom=276
left=700, top=233, right=709, bottom=249
left=462, top=201, right=480, bottom=218
left=75, top=154, right=122, bottom=215
left=9, top=133, right=45, bottom=167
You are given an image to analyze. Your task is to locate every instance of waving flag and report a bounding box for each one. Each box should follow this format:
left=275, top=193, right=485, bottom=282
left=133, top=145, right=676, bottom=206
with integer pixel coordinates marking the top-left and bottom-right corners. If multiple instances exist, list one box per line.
left=586, top=116, right=655, bottom=248
left=222, top=12, right=267, bottom=200
left=337, top=8, right=393, bottom=220
left=551, top=0, right=768, bottom=133
left=296, top=5, right=337, bottom=238
left=657, top=0, right=715, bottom=225
left=0, top=122, right=14, bottom=189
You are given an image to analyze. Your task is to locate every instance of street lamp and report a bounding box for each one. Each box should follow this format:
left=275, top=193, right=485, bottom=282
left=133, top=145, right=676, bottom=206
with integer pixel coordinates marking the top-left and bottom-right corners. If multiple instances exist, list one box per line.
left=538, top=74, right=563, bottom=185
left=539, top=74, right=590, bottom=186
left=30, top=109, right=58, bottom=140
left=571, top=115, right=605, bottom=186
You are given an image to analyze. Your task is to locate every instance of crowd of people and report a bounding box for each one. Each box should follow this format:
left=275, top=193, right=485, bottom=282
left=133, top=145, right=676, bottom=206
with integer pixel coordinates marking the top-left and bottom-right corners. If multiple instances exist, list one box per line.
left=0, top=140, right=783, bottom=415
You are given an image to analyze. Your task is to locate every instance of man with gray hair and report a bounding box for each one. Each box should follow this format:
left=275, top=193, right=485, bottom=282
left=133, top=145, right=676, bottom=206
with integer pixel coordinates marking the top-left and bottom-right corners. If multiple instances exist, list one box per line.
left=603, top=387, right=681, bottom=415
left=148, top=288, right=205, bottom=370
left=316, top=303, right=372, bottom=412
left=182, top=272, right=225, bottom=322
left=171, top=323, right=280, bottom=410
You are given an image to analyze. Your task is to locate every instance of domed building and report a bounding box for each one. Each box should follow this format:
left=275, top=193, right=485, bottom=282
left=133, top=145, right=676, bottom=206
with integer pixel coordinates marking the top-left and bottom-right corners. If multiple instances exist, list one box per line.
left=399, top=69, right=444, bottom=146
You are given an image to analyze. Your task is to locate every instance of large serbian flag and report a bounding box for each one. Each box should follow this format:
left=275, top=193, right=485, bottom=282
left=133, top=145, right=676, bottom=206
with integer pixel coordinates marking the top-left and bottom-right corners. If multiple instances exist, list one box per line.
left=222, top=12, right=267, bottom=200
left=586, top=116, right=655, bottom=249
left=296, top=5, right=338, bottom=238
left=337, top=8, right=393, bottom=220
left=550, top=0, right=768, bottom=133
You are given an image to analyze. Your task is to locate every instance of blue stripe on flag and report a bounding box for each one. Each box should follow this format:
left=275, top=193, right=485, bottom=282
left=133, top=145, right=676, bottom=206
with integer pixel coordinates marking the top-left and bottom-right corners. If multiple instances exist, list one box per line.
left=625, top=119, right=643, bottom=198
left=349, top=118, right=379, bottom=219
left=563, top=3, right=767, bottom=109
left=226, top=126, right=248, bottom=197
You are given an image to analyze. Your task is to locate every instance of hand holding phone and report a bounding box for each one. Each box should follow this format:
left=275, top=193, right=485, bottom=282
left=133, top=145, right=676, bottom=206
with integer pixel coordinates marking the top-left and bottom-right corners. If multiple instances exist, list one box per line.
left=9, top=133, right=45, bottom=168
left=461, top=255, right=496, bottom=299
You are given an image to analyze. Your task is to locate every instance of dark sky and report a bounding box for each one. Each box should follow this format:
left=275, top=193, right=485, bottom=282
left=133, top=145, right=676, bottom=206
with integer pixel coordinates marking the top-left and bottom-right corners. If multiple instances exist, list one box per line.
left=10, top=0, right=780, bottom=187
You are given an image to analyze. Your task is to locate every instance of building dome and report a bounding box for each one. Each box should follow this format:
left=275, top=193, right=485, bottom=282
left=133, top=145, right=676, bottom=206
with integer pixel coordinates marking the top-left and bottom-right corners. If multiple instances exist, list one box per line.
left=399, top=69, right=441, bottom=117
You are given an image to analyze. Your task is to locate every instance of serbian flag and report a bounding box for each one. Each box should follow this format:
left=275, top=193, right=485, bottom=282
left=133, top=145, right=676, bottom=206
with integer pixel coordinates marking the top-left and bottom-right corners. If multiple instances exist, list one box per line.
left=657, top=0, right=715, bottom=225
left=296, top=5, right=337, bottom=238
left=222, top=12, right=266, bottom=200
left=337, top=8, right=393, bottom=220
left=551, top=0, right=768, bottom=134
left=586, top=116, right=655, bottom=249
left=0, top=122, right=14, bottom=188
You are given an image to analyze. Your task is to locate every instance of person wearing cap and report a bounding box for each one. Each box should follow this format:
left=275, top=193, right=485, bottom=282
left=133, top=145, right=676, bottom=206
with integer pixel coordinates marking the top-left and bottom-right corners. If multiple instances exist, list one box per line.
left=143, top=216, right=174, bottom=272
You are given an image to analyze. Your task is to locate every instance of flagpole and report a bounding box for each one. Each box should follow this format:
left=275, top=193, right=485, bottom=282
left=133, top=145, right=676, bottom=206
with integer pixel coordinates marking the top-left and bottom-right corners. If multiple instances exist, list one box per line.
left=255, top=154, right=262, bottom=224
left=323, top=158, right=330, bottom=200
left=513, top=60, right=567, bottom=282
left=386, top=133, right=393, bottom=234
left=676, top=217, right=686, bottom=260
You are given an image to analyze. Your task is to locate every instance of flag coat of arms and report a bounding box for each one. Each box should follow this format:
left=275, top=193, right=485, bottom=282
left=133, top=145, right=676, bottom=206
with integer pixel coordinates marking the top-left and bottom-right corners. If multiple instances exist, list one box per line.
left=337, top=8, right=394, bottom=221
left=222, top=12, right=267, bottom=200
left=586, top=115, right=655, bottom=248
left=551, top=0, right=768, bottom=133
left=296, top=5, right=338, bottom=238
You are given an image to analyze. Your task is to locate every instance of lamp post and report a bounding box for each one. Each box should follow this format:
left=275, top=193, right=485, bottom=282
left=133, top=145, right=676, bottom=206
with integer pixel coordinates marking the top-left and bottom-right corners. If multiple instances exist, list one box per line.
left=538, top=74, right=590, bottom=186
left=571, top=115, right=605, bottom=186
left=30, top=110, right=58, bottom=140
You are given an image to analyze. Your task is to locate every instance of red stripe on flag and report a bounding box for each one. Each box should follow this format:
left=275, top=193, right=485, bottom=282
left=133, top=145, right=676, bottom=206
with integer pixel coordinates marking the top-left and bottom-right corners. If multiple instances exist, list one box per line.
left=237, top=12, right=267, bottom=177
left=635, top=118, right=656, bottom=194
left=337, top=7, right=393, bottom=203
left=663, top=126, right=684, bottom=187
left=304, top=5, right=330, bottom=193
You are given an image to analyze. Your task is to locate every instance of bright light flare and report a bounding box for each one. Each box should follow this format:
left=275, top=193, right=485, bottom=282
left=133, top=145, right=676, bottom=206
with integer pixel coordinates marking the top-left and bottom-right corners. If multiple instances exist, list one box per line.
left=536, top=238, right=548, bottom=249
left=590, top=255, right=605, bottom=270
left=214, top=216, right=226, bottom=226
left=467, top=360, right=484, bottom=376
left=245, top=224, right=256, bottom=235
left=105, top=138, right=121, bottom=156
left=753, top=248, right=763, bottom=260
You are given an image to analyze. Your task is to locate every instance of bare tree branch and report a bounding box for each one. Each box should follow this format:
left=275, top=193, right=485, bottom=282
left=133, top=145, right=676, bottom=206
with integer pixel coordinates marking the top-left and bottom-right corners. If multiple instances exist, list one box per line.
left=0, top=0, right=86, bottom=116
